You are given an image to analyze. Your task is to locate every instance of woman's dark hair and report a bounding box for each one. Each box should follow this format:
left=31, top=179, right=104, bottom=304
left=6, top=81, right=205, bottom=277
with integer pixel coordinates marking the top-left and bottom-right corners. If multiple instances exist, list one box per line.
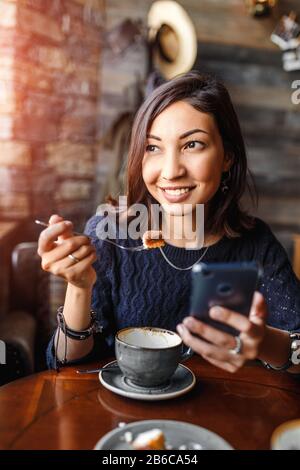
left=108, top=71, right=257, bottom=238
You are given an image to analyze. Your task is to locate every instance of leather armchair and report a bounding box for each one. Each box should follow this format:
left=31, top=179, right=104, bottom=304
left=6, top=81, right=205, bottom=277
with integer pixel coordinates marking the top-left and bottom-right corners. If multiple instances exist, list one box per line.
left=0, top=242, right=65, bottom=385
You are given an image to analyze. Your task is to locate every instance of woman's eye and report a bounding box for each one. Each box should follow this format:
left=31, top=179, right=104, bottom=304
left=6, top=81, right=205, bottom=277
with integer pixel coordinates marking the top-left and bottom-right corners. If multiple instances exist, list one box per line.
left=145, top=144, right=158, bottom=153
left=184, top=140, right=205, bottom=150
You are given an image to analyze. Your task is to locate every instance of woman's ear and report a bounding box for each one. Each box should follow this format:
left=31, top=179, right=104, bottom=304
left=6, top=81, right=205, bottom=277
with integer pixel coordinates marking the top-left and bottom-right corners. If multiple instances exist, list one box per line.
left=222, top=152, right=233, bottom=172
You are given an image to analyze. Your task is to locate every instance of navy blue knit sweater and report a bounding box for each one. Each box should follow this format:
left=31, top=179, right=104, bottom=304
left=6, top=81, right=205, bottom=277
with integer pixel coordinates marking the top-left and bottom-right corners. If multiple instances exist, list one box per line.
left=46, top=216, right=300, bottom=369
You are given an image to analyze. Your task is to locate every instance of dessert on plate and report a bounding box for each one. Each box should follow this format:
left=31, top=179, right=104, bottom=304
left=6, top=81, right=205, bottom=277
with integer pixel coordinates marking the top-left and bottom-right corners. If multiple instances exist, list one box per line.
left=132, top=428, right=166, bottom=450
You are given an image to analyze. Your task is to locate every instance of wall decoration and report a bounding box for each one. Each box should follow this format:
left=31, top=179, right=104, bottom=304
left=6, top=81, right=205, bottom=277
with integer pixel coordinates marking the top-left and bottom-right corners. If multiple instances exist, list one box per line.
left=271, top=11, right=300, bottom=50
left=271, top=12, right=300, bottom=72
left=148, top=1, right=197, bottom=79
left=245, top=0, right=277, bottom=17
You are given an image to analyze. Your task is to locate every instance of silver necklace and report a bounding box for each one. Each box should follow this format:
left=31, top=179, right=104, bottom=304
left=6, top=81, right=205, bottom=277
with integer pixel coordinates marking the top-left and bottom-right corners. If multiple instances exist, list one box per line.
left=159, top=245, right=209, bottom=271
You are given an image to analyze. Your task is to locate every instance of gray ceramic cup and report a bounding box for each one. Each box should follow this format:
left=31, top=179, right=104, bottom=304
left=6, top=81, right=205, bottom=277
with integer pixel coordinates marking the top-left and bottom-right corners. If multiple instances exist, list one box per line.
left=115, top=327, right=193, bottom=388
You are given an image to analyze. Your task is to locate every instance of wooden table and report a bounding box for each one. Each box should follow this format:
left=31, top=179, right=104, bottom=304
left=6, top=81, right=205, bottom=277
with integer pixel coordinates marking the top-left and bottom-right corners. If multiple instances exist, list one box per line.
left=0, top=356, right=299, bottom=450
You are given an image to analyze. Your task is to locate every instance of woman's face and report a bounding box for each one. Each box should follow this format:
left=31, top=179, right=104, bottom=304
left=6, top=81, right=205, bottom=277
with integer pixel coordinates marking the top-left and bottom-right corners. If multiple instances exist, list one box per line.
left=142, top=100, right=231, bottom=215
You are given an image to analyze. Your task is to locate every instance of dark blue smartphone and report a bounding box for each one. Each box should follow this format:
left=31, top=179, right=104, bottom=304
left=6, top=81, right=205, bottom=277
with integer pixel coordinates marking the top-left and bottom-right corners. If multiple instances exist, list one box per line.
left=189, top=262, right=263, bottom=336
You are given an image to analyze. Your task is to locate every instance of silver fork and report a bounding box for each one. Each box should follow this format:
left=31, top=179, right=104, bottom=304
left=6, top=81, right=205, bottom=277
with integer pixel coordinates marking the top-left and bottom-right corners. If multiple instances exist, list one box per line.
left=102, top=238, right=145, bottom=251
left=35, top=219, right=94, bottom=239
left=35, top=219, right=146, bottom=251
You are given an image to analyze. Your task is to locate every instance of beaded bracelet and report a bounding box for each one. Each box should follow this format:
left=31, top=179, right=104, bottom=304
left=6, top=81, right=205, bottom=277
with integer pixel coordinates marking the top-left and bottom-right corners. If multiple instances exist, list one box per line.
left=260, top=331, right=300, bottom=372
left=56, top=306, right=99, bottom=340
left=54, top=306, right=103, bottom=372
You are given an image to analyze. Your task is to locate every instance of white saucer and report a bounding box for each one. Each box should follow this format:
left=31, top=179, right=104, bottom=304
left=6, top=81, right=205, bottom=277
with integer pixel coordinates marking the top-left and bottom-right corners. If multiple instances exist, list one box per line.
left=99, top=360, right=196, bottom=401
left=94, top=419, right=234, bottom=450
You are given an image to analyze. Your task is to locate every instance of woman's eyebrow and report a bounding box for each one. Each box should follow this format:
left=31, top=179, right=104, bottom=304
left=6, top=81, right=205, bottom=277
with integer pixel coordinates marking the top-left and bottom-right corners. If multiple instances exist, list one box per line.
left=180, top=128, right=209, bottom=139
left=146, top=128, right=209, bottom=141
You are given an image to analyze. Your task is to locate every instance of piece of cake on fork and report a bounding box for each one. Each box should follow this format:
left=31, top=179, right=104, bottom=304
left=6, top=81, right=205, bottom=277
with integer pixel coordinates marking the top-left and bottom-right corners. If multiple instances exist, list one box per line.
left=142, top=230, right=165, bottom=250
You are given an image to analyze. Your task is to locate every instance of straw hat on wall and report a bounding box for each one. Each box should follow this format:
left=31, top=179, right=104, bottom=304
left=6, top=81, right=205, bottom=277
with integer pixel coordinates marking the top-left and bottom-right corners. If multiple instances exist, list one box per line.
left=148, top=1, right=198, bottom=79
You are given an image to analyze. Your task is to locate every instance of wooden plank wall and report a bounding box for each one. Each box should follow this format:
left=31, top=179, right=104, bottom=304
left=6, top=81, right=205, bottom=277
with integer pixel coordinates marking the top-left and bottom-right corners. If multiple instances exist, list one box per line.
left=102, top=0, right=300, bottom=256
left=183, top=0, right=300, bottom=255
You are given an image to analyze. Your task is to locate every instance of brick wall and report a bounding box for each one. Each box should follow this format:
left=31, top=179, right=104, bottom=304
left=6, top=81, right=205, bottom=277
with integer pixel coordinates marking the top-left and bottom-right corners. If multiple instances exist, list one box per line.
left=0, top=0, right=104, bottom=227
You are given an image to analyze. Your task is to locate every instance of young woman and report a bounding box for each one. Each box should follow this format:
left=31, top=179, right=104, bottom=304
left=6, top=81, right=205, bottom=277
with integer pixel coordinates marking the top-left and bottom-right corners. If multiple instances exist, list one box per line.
left=39, top=71, right=300, bottom=374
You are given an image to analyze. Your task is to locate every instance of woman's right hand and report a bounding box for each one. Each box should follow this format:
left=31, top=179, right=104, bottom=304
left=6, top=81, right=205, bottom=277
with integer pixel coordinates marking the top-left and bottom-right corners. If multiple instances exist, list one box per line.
left=37, top=214, right=97, bottom=290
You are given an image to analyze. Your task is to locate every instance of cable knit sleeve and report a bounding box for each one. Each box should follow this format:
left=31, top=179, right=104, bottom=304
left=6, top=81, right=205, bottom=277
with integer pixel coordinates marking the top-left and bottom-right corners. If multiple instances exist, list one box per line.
left=255, top=219, right=300, bottom=332
left=84, top=214, right=117, bottom=352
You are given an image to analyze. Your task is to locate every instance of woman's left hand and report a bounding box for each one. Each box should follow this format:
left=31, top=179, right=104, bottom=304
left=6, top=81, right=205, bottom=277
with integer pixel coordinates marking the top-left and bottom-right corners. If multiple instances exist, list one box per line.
left=176, top=291, right=268, bottom=373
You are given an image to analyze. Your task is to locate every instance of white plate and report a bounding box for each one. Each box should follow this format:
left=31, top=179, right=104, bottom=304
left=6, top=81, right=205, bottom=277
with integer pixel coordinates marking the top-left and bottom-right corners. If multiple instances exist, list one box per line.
left=94, top=419, right=234, bottom=450
left=99, top=360, right=195, bottom=401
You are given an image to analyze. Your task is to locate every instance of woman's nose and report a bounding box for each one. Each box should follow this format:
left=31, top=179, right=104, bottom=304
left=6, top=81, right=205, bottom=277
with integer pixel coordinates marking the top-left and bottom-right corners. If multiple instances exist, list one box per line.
left=160, top=151, right=186, bottom=180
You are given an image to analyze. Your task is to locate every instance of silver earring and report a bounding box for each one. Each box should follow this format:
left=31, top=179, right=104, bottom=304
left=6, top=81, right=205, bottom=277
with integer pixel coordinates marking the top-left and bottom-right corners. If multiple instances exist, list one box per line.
left=221, top=170, right=231, bottom=194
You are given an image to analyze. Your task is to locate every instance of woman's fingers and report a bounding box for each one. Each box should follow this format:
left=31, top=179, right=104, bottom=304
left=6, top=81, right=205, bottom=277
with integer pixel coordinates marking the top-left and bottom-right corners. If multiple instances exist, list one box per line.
left=249, top=291, right=268, bottom=325
left=206, top=292, right=268, bottom=338
left=48, top=245, right=96, bottom=274
left=37, top=215, right=97, bottom=289
left=37, top=220, right=74, bottom=255
left=176, top=323, right=243, bottom=365
left=43, top=244, right=95, bottom=273
left=63, top=252, right=97, bottom=284
left=49, top=214, right=72, bottom=241
left=50, top=249, right=97, bottom=278
left=209, top=305, right=256, bottom=337
left=179, top=293, right=268, bottom=373
left=41, top=236, right=92, bottom=270
left=182, top=316, right=235, bottom=349
left=49, top=214, right=64, bottom=224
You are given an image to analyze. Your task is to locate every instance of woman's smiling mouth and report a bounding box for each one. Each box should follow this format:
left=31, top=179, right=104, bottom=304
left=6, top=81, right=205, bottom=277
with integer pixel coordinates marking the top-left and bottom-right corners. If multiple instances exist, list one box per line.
left=158, top=185, right=196, bottom=202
